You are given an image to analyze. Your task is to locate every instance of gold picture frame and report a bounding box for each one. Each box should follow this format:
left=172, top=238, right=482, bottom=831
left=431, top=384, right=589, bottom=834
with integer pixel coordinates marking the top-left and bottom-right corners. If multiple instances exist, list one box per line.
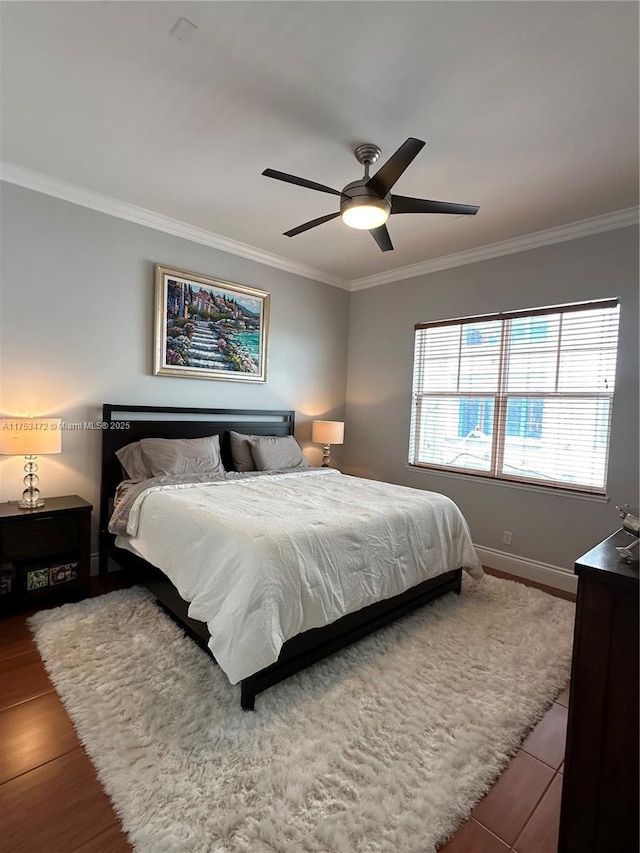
left=154, top=264, right=270, bottom=382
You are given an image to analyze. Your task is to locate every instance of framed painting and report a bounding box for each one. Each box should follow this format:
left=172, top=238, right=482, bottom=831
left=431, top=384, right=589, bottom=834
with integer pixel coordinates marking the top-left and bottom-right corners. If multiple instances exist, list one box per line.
left=154, top=265, right=270, bottom=382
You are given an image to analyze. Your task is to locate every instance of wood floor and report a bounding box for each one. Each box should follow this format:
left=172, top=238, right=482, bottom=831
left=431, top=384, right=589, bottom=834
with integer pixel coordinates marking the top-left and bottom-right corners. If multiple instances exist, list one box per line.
left=0, top=570, right=573, bottom=853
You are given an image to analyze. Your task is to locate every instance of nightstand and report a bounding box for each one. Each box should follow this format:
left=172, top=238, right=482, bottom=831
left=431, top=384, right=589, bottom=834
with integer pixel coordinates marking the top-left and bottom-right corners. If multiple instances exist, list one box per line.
left=0, top=495, right=92, bottom=615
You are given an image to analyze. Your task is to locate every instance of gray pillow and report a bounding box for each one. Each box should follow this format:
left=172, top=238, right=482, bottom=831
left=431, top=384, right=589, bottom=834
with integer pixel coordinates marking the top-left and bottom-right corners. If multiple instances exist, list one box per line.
left=248, top=435, right=309, bottom=471
left=229, top=431, right=261, bottom=472
left=115, top=441, right=152, bottom=481
left=139, top=435, right=225, bottom=477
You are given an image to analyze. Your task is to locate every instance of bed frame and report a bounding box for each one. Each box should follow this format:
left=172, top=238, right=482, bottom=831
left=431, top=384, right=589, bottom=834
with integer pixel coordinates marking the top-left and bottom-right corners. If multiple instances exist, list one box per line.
left=99, top=403, right=463, bottom=710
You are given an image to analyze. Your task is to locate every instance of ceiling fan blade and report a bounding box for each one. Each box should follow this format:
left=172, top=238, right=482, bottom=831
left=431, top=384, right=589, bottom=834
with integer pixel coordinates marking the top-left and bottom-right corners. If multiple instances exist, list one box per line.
left=283, top=212, right=340, bottom=237
left=391, top=195, right=480, bottom=216
left=366, top=138, right=425, bottom=197
left=370, top=224, right=394, bottom=252
left=263, top=169, right=344, bottom=198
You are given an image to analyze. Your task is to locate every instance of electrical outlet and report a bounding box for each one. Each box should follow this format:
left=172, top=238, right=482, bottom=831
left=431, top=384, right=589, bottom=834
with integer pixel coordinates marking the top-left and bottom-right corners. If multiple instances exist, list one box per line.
left=503, top=530, right=512, bottom=546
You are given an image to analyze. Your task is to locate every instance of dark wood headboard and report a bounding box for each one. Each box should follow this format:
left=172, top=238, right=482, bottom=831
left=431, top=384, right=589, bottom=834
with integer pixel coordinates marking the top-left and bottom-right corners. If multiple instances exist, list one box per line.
left=99, top=403, right=295, bottom=572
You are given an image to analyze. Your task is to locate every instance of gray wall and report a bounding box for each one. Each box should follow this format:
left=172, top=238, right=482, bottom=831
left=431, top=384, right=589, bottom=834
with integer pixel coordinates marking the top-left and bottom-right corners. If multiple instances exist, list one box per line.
left=2, top=182, right=637, bottom=572
left=344, top=227, right=639, bottom=570
left=0, top=183, right=350, bottom=543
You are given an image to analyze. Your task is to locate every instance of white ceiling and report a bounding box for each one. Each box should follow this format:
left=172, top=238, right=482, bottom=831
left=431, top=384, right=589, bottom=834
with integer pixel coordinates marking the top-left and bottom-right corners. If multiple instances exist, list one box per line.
left=1, top=2, right=638, bottom=286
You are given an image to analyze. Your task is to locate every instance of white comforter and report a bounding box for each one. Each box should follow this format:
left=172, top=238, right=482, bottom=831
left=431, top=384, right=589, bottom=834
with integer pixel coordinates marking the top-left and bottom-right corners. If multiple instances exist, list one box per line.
left=115, top=469, right=482, bottom=683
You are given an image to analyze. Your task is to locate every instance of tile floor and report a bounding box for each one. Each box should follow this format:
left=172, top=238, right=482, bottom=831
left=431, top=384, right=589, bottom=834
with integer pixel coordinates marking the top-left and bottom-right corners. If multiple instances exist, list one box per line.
left=0, top=570, right=572, bottom=853
left=438, top=686, right=569, bottom=852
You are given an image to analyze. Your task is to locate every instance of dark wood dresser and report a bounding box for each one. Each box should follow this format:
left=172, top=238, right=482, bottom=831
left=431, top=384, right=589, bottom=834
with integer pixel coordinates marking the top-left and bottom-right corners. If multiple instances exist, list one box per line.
left=559, top=529, right=639, bottom=853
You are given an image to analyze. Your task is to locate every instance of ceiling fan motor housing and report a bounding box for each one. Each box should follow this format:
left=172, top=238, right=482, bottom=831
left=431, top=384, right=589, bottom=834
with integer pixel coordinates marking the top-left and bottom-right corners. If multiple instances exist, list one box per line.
left=340, top=180, right=391, bottom=229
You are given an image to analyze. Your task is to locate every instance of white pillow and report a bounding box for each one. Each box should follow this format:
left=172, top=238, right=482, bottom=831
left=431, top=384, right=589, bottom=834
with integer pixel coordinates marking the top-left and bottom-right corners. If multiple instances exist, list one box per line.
left=139, top=435, right=225, bottom=477
left=248, top=435, right=309, bottom=471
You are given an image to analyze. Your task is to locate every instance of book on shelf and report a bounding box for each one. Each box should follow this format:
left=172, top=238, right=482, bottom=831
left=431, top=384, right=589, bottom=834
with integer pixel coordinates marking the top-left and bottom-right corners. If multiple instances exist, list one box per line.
left=0, top=564, right=14, bottom=595
left=25, top=567, right=49, bottom=591
left=20, top=558, right=80, bottom=592
left=49, top=560, right=79, bottom=585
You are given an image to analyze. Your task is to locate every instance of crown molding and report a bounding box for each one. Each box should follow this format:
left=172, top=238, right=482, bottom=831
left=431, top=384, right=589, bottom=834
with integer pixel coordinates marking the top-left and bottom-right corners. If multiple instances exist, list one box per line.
left=0, top=162, right=350, bottom=290
left=350, top=207, right=640, bottom=291
left=2, top=161, right=636, bottom=294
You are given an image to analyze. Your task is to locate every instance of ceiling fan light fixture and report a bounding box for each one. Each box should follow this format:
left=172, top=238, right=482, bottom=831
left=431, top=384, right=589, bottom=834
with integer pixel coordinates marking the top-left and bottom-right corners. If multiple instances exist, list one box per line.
left=340, top=196, right=390, bottom=230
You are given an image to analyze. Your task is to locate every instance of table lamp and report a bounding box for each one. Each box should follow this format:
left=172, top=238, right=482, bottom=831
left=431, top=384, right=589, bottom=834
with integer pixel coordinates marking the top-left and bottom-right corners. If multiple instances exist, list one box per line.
left=311, top=420, right=344, bottom=467
left=0, top=418, right=62, bottom=508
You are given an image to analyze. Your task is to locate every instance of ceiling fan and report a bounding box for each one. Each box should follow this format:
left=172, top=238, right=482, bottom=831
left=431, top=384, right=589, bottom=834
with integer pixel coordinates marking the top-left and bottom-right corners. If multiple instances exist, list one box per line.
left=262, top=137, right=479, bottom=252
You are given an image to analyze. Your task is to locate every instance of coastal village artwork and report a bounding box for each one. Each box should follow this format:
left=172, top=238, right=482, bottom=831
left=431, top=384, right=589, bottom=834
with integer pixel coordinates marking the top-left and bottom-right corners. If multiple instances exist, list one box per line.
left=154, top=265, right=270, bottom=382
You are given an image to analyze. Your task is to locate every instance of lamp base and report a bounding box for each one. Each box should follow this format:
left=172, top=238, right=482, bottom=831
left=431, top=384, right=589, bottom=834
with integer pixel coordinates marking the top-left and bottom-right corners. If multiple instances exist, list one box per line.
left=18, top=497, right=45, bottom=509
left=321, top=444, right=331, bottom=467
left=20, top=457, right=44, bottom=508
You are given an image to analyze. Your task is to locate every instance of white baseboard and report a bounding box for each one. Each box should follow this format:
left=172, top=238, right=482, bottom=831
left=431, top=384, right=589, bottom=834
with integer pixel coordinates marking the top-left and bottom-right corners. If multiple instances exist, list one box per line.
left=474, top=544, right=578, bottom=595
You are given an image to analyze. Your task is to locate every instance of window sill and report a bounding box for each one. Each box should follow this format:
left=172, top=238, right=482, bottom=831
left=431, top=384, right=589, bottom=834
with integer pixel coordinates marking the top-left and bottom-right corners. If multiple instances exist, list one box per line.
left=405, top=465, right=611, bottom=504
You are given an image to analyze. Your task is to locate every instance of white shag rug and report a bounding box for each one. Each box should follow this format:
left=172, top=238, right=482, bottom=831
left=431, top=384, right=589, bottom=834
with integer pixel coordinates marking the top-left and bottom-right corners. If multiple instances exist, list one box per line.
left=29, top=575, right=574, bottom=853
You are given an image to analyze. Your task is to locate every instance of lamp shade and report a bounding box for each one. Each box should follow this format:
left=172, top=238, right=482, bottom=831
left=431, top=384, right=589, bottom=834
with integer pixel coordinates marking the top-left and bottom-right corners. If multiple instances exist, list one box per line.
left=311, top=420, right=344, bottom=445
left=0, top=419, right=62, bottom=455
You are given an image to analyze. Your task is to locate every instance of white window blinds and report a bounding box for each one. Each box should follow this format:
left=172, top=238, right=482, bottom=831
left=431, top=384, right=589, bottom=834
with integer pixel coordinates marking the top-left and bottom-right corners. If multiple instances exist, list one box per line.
left=409, top=299, right=620, bottom=493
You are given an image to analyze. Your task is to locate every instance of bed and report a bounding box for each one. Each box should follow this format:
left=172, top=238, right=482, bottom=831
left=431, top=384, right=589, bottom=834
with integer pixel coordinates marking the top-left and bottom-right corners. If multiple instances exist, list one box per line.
left=99, top=404, right=481, bottom=709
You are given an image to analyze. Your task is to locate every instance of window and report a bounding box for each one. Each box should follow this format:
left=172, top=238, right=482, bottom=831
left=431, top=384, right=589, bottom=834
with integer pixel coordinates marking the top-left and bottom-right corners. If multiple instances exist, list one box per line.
left=409, top=299, right=620, bottom=493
